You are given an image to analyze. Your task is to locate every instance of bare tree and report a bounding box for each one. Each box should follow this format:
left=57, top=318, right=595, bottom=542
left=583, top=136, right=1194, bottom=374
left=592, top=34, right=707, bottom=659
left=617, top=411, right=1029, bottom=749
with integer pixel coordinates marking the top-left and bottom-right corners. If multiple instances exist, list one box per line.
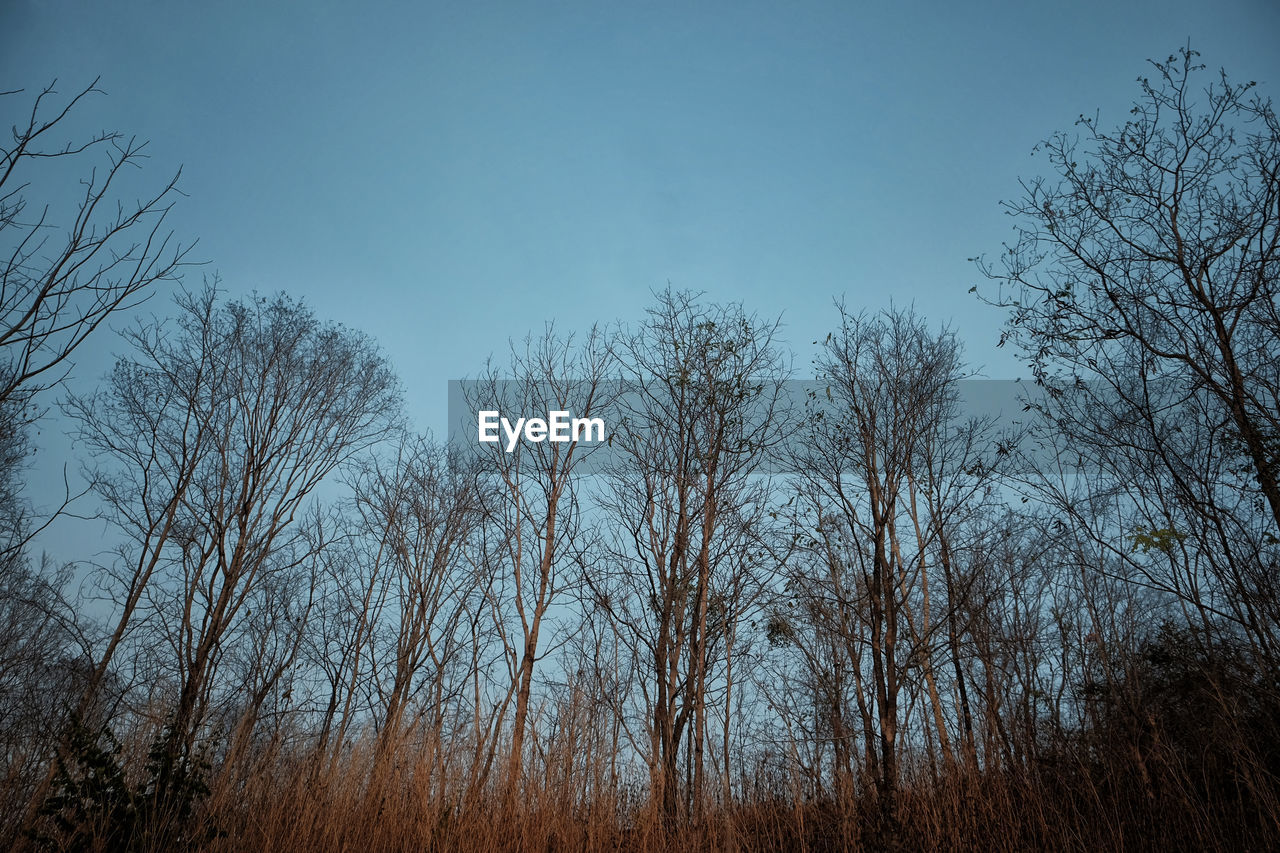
left=62, top=286, right=400, bottom=821
left=978, top=45, right=1280, bottom=685
left=463, top=325, right=614, bottom=791
left=594, top=289, right=789, bottom=824
left=784, top=305, right=978, bottom=842
left=351, top=436, right=482, bottom=768
left=973, top=46, right=1280, bottom=843
left=0, top=555, right=89, bottom=846
left=1, top=78, right=191, bottom=415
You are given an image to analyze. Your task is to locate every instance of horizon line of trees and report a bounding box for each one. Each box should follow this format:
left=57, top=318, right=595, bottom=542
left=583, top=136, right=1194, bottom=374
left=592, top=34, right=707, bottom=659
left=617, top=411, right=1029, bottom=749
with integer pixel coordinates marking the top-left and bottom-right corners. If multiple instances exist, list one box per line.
left=1, top=46, right=1277, bottom=851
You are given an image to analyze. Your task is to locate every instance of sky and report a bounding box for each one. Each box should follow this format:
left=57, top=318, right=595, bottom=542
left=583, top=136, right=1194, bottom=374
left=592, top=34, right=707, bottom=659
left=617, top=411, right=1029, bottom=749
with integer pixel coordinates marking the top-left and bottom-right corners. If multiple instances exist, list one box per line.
left=3, top=0, right=1279, bottom=557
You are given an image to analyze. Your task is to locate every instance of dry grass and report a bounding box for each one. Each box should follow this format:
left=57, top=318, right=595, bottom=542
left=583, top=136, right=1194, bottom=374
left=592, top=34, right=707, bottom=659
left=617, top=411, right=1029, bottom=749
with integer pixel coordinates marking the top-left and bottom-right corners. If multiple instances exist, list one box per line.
left=140, top=735, right=1272, bottom=853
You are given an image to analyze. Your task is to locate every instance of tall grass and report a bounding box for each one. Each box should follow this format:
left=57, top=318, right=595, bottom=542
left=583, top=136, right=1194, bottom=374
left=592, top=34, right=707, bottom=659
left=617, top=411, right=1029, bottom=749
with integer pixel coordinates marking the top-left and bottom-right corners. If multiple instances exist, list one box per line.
left=26, top=719, right=1258, bottom=852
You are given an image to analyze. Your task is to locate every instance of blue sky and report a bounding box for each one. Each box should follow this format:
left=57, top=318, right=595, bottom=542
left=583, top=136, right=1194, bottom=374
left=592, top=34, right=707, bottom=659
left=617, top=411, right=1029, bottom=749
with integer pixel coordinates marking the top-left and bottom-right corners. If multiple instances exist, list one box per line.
left=4, top=0, right=1279, bottom=440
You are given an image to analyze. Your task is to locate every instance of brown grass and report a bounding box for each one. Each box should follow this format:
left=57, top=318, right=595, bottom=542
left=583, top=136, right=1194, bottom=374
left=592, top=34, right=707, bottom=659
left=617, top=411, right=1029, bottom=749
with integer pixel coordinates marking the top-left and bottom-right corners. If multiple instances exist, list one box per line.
left=146, top=734, right=1274, bottom=853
